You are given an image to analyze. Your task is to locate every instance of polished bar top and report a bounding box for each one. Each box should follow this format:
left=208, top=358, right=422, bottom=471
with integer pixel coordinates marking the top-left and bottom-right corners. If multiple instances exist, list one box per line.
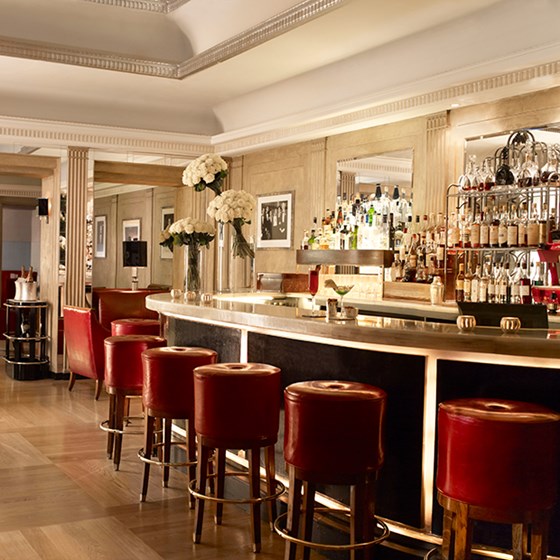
left=147, top=293, right=560, bottom=361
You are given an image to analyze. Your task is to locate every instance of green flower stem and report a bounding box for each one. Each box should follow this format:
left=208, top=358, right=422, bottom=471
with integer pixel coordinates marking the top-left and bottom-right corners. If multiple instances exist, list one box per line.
left=231, top=218, right=255, bottom=259
left=186, top=243, right=201, bottom=293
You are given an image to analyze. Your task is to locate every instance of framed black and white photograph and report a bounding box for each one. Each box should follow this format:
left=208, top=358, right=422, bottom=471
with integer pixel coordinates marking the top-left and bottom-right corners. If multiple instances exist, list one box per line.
left=256, top=191, right=293, bottom=249
left=161, top=207, right=174, bottom=259
left=123, top=219, right=141, bottom=242
left=94, top=215, right=106, bottom=258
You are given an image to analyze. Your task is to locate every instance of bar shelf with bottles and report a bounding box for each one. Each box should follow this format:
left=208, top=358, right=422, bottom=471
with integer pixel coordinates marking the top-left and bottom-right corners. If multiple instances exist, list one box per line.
left=445, top=129, right=560, bottom=306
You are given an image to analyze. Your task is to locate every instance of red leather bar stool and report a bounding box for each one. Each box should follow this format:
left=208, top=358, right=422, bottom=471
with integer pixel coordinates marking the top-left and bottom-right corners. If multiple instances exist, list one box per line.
left=436, top=398, right=560, bottom=560
left=138, top=346, right=217, bottom=504
left=190, top=362, right=284, bottom=553
left=276, top=380, right=389, bottom=560
left=111, top=318, right=161, bottom=336
left=101, top=334, right=166, bottom=470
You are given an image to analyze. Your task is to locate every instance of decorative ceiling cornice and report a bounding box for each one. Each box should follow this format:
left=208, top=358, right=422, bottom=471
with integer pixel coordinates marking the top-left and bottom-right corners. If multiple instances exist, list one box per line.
left=0, top=0, right=347, bottom=78
left=177, top=0, right=347, bottom=78
left=81, top=0, right=190, bottom=13
left=0, top=36, right=177, bottom=77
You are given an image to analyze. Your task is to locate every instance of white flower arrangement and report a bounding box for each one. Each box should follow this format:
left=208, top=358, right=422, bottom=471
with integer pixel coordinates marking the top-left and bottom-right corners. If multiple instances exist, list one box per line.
left=206, top=190, right=256, bottom=224
left=163, top=217, right=215, bottom=249
left=207, top=190, right=256, bottom=259
left=182, top=153, right=228, bottom=195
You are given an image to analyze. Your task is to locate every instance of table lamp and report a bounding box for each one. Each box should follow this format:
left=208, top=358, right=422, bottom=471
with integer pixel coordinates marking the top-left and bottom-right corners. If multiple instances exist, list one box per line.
left=123, top=240, right=148, bottom=290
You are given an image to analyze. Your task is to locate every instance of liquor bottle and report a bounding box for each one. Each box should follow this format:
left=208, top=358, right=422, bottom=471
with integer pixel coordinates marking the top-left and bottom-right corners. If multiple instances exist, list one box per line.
left=519, top=151, right=540, bottom=187
left=463, top=264, right=473, bottom=302
left=520, top=261, right=532, bottom=304
left=489, top=208, right=500, bottom=248
left=495, top=148, right=515, bottom=187
left=509, top=263, right=521, bottom=304
left=479, top=263, right=490, bottom=303
left=455, top=263, right=465, bottom=302
left=497, top=206, right=508, bottom=248
left=497, top=263, right=510, bottom=304
left=527, top=204, right=540, bottom=246
left=350, top=225, right=359, bottom=250
left=470, top=212, right=481, bottom=248
left=301, top=230, right=309, bottom=250
left=487, top=264, right=497, bottom=303
left=517, top=204, right=528, bottom=247
left=480, top=208, right=490, bottom=248
left=308, top=229, right=317, bottom=250
left=459, top=214, right=471, bottom=249
left=507, top=204, right=518, bottom=248
left=448, top=212, right=460, bottom=248
left=470, top=265, right=481, bottom=303
left=538, top=203, right=549, bottom=249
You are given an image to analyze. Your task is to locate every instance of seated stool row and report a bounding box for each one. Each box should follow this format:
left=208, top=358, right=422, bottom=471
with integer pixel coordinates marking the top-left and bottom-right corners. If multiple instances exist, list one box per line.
left=100, top=337, right=560, bottom=560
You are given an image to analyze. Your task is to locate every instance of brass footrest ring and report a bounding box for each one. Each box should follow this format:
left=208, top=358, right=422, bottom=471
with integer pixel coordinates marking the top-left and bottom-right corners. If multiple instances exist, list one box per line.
left=99, top=416, right=144, bottom=436
left=273, top=507, right=389, bottom=551
left=188, top=472, right=286, bottom=505
left=137, top=443, right=197, bottom=469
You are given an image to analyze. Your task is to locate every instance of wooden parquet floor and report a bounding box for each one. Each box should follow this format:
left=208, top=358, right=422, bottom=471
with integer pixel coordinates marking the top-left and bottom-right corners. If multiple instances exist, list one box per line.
left=0, top=366, right=290, bottom=559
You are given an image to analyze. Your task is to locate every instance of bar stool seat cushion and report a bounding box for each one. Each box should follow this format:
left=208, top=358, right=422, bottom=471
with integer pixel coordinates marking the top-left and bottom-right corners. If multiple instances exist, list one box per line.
left=437, top=398, right=560, bottom=511
left=111, top=318, right=160, bottom=336
left=284, top=380, right=386, bottom=479
left=193, top=363, right=280, bottom=447
left=142, top=346, right=218, bottom=418
left=104, top=335, right=166, bottom=393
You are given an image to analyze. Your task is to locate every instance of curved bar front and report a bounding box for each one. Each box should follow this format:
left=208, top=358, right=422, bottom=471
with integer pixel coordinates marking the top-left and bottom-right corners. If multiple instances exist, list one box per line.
left=147, top=293, right=560, bottom=556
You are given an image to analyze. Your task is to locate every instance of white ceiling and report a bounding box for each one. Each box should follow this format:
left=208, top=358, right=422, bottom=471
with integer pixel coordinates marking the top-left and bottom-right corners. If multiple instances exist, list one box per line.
left=3, top=0, right=560, bottom=150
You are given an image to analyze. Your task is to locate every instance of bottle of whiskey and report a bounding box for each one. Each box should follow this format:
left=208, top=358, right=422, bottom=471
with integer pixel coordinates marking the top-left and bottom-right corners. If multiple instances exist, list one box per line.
left=455, top=263, right=465, bottom=302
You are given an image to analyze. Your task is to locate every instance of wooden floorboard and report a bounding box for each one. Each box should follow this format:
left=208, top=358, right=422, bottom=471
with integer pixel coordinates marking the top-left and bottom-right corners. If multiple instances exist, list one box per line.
left=0, top=365, right=296, bottom=559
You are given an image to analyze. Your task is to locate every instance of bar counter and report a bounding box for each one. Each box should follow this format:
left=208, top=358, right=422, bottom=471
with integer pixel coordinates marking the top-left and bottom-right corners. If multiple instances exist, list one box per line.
left=147, top=292, right=560, bottom=555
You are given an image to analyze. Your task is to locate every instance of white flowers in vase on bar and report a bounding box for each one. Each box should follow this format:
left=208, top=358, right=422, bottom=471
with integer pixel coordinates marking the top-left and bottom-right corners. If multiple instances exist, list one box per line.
left=207, top=190, right=256, bottom=259
left=182, top=154, right=228, bottom=195
left=166, top=217, right=216, bottom=248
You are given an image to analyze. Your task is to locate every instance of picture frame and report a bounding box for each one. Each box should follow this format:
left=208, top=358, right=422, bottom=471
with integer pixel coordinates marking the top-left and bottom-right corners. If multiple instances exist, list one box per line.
left=94, top=215, right=106, bottom=258
left=161, top=207, right=174, bottom=259
left=256, top=191, right=294, bottom=249
left=123, top=219, right=141, bottom=242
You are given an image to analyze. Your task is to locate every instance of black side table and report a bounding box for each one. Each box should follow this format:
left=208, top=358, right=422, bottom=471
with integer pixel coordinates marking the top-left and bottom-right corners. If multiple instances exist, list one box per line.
left=3, top=299, right=49, bottom=380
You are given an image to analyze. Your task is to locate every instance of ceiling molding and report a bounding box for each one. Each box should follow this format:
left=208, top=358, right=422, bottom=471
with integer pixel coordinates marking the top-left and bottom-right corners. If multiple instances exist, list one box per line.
left=177, top=0, right=347, bottom=78
left=81, top=0, right=190, bottom=13
left=0, top=0, right=346, bottom=78
left=0, top=184, right=42, bottom=198
left=214, top=58, right=560, bottom=155
left=2, top=57, right=560, bottom=159
left=0, top=115, right=211, bottom=156
left=0, top=36, right=177, bottom=77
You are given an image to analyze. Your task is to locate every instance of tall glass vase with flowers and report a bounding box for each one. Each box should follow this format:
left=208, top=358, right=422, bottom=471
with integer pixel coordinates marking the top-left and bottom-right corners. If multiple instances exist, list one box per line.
left=207, top=190, right=256, bottom=292
left=182, top=153, right=228, bottom=195
left=163, top=217, right=215, bottom=300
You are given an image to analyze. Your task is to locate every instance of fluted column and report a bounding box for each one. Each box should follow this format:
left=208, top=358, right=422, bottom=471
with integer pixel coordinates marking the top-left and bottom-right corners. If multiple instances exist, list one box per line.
left=424, top=112, right=450, bottom=215
left=339, top=171, right=356, bottom=203
left=65, top=147, right=90, bottom=308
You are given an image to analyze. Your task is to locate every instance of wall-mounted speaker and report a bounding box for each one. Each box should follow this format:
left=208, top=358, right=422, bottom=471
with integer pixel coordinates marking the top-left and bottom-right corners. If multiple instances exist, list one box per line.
left=37, top=198, right=49, bottom=217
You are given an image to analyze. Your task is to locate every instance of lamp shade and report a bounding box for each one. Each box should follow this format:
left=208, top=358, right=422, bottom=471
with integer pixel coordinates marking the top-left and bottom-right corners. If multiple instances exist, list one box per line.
left=123, top=241, right=148, bottom=267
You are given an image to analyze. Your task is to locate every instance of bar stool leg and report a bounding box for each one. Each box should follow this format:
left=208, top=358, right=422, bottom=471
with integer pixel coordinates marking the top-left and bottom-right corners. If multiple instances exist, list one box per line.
left=140, top=414, right=155, bottom=502
left=113, top=393, right=126, bottom=471
left=302, top=481, right=316, bottom=560
left=187, top=419, right=196, bottom=510
left=162, top=418, right=172, bottom=487
left=531, top=514, right=549, bottom=560
left=441, top=508, right=455, bottom=560
left=94, top=379, right=102, bottom=400
left=194, top=441, right=210, bottom=544
left=249, top=447, right=262, bottom=553
left=512, top=524, right=527, bottom=560
left=453, top=501, right=473, bottom=560
left=214, top=448, right=226, bottom=525
left=265, top=445, right=277, bottom=531
left=106, top=394, right=116, bottom=459
left=284, top=465, right=303, bottom=560
left=351, top=477, right=376, bottom=560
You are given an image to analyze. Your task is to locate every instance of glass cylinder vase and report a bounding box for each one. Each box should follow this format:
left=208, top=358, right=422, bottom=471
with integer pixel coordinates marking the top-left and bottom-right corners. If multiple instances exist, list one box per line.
left=184, top=244, right=204, bottom=301
left=229, top=235, right=255, bottom=293
left=215, top=223, right=230, bottom=293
